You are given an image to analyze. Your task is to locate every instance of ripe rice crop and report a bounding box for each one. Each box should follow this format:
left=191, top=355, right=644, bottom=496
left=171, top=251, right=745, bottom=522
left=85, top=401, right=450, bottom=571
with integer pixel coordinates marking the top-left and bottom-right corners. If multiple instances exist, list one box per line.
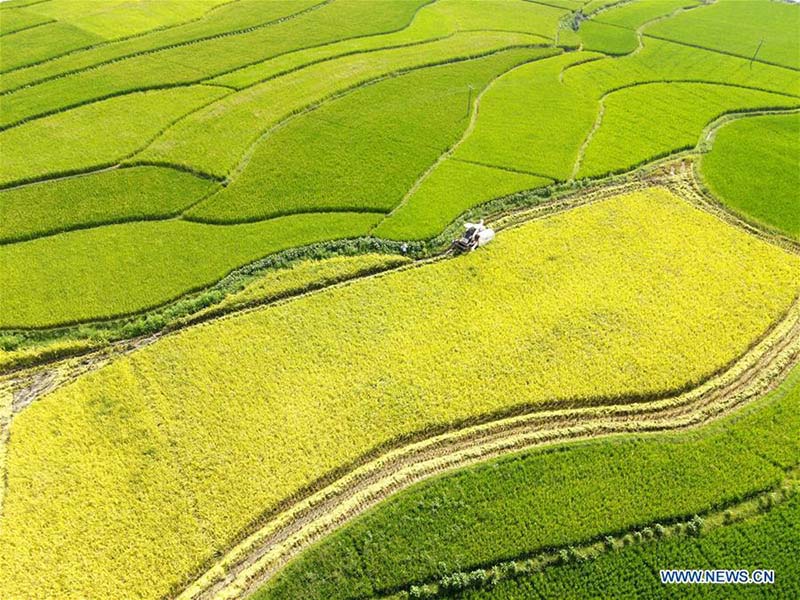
left=193, top=253, right=411, bottom=318
left=0, top=166, right=216, bottom=243
left=1, top=188, right=798, bottom=599
left=187, top=47, right=557, bottom=222
left=700, top=112, right=800, bottom=240
left=259, top=367, right=800, bottom=600
left=0, top=212, right=381, bottom=328
left=0, top=86, right=227, bottom=186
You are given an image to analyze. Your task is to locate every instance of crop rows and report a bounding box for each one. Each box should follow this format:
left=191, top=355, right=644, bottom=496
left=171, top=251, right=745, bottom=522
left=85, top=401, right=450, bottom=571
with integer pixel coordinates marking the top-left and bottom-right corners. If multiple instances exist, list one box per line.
left=259, top=364, right=800, bottom=600
left=0, top=166, right=216, bottom=243
left=699, top=112, right=799, bottom=240
left=454, top=492, right=800, bottom=599
left=1, top=187, right=798, bottom=599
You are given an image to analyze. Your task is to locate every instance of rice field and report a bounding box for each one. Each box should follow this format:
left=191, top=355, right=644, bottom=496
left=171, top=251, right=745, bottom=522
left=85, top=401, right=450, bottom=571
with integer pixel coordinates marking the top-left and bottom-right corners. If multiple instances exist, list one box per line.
left=1, top=188, right=799, bottom=599
left=1, top=1, right=798, bottom=598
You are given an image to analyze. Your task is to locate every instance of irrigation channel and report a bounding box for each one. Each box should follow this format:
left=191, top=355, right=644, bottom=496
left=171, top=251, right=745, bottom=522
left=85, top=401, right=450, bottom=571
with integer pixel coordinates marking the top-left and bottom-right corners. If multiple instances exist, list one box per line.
left=1, top=164, right=798, bottom=600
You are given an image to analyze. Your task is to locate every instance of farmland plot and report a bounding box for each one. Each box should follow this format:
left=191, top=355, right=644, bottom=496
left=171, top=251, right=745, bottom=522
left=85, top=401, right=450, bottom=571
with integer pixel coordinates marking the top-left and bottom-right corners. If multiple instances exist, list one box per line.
left=455, top=495, right=800, bottom=599
left=1, top=188, right=798, bottom=599
left=187, top=47, right=557, bottom=222
left=0, top=166, right=216, bottom=243
left=0, top=0, right=429, bottom=128
left=0, top=212, right=381, bottom=328
left=260, top=367, right=800, bottom=600
left=0, top=86, right=228, bottom=186
left=700, top=112, right=800, bottom=240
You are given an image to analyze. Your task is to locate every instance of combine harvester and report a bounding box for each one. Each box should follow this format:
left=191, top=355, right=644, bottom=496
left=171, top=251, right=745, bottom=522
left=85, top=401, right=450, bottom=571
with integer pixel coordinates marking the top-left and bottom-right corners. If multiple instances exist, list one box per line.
left=451, top=219, right=495, bottom=253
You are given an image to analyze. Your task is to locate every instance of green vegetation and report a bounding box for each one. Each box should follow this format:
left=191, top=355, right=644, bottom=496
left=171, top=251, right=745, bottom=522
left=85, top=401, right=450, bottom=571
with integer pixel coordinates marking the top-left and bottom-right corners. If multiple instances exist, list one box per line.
left=646, top=0, right=800, bottom=70
left=455, top=494, right=800, bottom=599
left=374, top=159, right=548, bottom=241
left=1, top=189, right=798, bottom=599
left=0, top=166, right=216, bottom=243
left=0, top=0, right=320, bottom=92
left=0, top=7, right=52, bottom=36
left=700, top=112, right=800, bottom=240
left=0, top=212, right=380, bottom=328
left=257, top=367, right=800, bottom=600
left=136, top=36, right=551, bottom=179
left=24, top=0, right=234, bottom=40
left=0, top=0, right=429, bottom=127
left=0, top=21, right=102, bottom=72
left=579, top=83, right=799, bottom=178
left=579, top=21, right=638, bottom=56
left=188, top=47, right=557, bottom=223
left=0, top=86, right=227, bottom=186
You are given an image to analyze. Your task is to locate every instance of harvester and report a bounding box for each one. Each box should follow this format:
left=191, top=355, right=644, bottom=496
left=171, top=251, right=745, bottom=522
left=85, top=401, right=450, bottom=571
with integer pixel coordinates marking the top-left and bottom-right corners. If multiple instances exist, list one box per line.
left=451, top=220, right=495, bottom=253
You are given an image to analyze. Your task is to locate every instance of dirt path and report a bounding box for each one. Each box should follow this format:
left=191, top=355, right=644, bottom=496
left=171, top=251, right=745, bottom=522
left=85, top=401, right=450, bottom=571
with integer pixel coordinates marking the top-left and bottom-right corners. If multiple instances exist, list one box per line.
left=175, top=294, right=800, bottom=600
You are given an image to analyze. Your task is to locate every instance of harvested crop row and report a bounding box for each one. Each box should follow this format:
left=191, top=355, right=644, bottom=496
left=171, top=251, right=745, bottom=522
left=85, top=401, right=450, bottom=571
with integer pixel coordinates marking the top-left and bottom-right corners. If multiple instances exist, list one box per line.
left=1, top=187, right=797, bottom=599
left=256, top=362, right=800, bottom=600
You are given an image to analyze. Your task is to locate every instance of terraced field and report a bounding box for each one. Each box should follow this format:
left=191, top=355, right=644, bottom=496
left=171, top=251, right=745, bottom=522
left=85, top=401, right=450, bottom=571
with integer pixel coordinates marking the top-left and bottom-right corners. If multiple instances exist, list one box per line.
left=1, top=1, right=798, bottom=599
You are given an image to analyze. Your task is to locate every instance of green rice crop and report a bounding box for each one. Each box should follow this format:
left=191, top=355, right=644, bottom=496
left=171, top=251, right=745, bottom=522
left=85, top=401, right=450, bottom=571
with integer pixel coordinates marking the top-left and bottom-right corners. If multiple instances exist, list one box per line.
left=578, top=21, right=639, bottom=55
left=259, top=368, right=800, bottom=600
left=25, top=0, right=234, bottom=40
left=0, top=0, right=319, bottom=92
left=0, top=85, right=227, bottom=186
left=1, top=188, right=798, bottom=599
left=187, top=47, right=557, bottom=223
left=564, top=38, right=800, bottom=99
left=646, top=0, right=800, bottom=70
left=0, top=0, right=427, bottom=127
left=579, top=82, right=800, bottom=178
left=456, top=496, right=800, bottom=599
left=137, top=35, right=551, bottom=179
left=0, top=212, right=380, bottom=328
left=594, top=0, right=700, bottom=30
left=0, top=21, right=102, bottom=72
left=0, top=7, right=52, bottom=36
left=451, top=51, right=602, bottom=180
left=700, top=112, right=800, bottom=240
left=211, top=0, right=563, bottom=89
left=374, top=159, right=548, bottom=241
left=0, top=166, right=216, bottom=243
